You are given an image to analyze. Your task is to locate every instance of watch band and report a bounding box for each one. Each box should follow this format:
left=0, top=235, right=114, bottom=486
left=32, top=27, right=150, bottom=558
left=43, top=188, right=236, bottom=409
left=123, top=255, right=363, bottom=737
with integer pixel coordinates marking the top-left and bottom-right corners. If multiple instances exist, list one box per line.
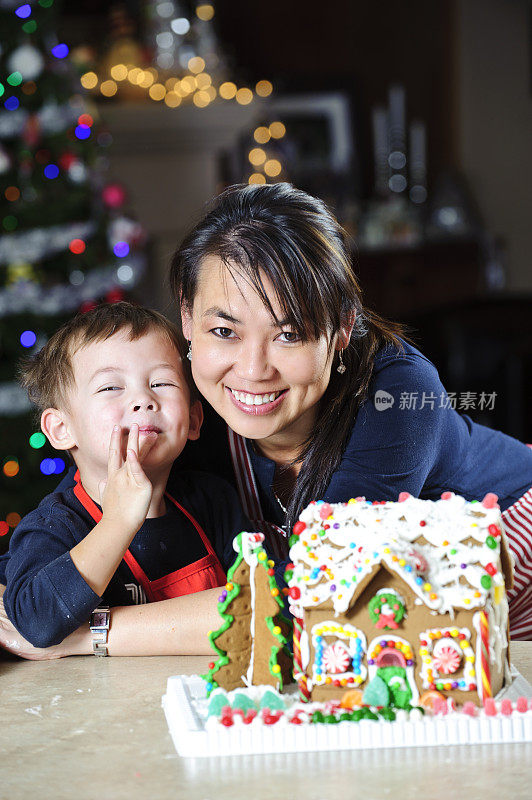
left=89, top=605, right=110, bottom=656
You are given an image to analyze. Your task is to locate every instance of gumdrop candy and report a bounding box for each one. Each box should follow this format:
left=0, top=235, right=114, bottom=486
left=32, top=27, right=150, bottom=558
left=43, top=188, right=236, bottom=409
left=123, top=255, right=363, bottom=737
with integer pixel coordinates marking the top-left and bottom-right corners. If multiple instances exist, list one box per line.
left=259, top=689, right=285, bottom=710
left=208, top=692, right=230, bottom=716
left=232, top=693, right=257, bottom=712
left=462, top=701, right=477, bottom=717
left=363, top=675, right=390, bottom=707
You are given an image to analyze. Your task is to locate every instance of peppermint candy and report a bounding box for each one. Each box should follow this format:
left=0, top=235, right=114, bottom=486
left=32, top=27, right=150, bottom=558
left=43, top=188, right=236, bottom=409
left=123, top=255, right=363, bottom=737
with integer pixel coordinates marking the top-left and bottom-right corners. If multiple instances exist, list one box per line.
left=433, top=645, right=461, bottom=674
left=322, top=642, right=351, bottom=674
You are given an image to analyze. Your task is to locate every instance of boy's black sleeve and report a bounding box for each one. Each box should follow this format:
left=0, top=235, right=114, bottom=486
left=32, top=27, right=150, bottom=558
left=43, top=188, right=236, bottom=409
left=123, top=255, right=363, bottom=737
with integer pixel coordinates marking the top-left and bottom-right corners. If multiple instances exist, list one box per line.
left=3, top=503, right=101, bottom=647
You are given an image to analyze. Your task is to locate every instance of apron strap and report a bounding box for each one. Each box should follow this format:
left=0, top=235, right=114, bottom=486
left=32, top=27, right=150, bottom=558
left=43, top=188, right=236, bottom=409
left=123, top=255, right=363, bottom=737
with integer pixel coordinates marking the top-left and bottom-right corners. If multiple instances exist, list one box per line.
left=227, top=427, right=289, bottom=560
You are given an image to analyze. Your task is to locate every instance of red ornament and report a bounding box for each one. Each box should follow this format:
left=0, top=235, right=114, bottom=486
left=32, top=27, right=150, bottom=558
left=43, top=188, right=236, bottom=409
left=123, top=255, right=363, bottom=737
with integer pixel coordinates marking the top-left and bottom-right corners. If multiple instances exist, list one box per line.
left=102, top=183, right=126, bottom=208
left=292, top=521, right=306, bottom=536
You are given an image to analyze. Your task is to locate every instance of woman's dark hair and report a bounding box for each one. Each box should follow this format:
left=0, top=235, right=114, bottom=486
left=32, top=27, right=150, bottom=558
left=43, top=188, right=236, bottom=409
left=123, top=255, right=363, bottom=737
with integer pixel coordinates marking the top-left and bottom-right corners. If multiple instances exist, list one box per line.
left=170, top=183, right=406, bottom=532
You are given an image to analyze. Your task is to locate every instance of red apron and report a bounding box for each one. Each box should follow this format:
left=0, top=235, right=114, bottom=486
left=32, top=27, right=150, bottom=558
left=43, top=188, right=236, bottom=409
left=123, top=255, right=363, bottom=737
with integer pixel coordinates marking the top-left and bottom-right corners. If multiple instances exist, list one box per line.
left=73, top=470, right=226, bottom=601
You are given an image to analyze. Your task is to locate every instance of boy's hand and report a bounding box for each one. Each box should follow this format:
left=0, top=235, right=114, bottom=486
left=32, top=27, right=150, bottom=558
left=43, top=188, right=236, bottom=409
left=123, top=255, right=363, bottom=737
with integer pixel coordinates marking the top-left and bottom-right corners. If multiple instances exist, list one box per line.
left=100, top=424, right=154, bottom=534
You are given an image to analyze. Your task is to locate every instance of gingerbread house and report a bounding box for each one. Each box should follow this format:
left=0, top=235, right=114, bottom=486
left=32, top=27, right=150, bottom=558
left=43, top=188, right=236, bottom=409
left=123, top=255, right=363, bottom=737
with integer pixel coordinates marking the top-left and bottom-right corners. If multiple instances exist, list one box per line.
left=285, top=492, right=513, bottom=707
left=203, top=532, right=293, bottom=694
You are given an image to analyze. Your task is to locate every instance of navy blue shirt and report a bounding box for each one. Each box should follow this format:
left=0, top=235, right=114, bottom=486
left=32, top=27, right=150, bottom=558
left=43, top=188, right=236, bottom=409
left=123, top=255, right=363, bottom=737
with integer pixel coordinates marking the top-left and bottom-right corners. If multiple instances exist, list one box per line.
left=179, top=339, right=532, bottom=523
left=0, top=470, right=249, bottom=647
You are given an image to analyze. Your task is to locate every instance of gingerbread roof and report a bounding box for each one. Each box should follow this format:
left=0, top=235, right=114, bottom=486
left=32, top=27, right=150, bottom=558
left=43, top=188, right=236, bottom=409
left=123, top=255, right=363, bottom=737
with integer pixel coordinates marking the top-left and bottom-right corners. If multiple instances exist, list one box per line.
left=287, top=493, right=511, bottom=618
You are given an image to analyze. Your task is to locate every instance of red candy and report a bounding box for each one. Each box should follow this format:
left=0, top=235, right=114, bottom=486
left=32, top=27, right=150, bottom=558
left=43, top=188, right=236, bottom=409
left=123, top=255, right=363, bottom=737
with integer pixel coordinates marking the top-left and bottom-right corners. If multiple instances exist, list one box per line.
left=485, top=563, right=497, bottom=576
left=500, top=699, right=513, bottom=716
left=319, top=503, right=333, bottom=520
left=462, top=702, right=477, bottom=717
left=488, top=524, right=500, bottom=537
left=243, top=709, right=257, bottom=724
left=398, top=492, right=411, bottom=502
left=292, top=521, right=306, bottom=536
left=516, top=697, right=528, bottom=713
left=484, top=698, right=497, bottom=716
left=441, top=491, right=453, bottom=500
left=289, top=586, right=301, bottom=600
left=482, top=493, right=499, bottom=509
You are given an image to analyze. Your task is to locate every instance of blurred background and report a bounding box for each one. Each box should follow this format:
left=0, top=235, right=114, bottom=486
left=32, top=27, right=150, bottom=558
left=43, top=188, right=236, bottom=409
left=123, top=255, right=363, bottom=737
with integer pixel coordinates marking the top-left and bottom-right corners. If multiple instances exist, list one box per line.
left=1, top=0, right=531, bottom=547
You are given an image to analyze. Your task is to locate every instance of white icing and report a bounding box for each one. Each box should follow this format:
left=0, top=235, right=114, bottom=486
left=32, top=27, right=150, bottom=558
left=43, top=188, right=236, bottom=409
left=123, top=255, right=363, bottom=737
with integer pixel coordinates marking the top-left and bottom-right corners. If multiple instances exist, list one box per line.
left=288, top=496, right=506, bottom=617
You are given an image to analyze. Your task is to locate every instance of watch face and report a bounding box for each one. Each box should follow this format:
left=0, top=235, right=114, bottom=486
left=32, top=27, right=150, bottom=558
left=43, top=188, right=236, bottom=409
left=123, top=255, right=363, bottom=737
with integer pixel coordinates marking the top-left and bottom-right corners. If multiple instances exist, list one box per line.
left=93, top=612, right=108, bottom=627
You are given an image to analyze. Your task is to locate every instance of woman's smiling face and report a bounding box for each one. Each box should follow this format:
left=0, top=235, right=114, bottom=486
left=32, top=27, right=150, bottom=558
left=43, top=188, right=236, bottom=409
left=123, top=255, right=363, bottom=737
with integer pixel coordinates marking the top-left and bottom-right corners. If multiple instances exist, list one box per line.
left=181, top=255, right=339, bottom=456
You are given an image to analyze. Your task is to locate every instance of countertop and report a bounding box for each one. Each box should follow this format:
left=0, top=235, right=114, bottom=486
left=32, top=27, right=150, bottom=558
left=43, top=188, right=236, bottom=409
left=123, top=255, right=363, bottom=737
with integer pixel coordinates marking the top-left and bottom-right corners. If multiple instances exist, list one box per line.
left=2, top=643, right=532, bottom=800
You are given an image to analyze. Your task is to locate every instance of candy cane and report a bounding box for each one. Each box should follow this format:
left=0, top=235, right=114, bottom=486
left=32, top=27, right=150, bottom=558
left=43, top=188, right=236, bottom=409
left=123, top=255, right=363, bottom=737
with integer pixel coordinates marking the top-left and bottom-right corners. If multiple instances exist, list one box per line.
left=479, top=610, right=492, bottom=701
left=293, top=617, right=310, bottom=702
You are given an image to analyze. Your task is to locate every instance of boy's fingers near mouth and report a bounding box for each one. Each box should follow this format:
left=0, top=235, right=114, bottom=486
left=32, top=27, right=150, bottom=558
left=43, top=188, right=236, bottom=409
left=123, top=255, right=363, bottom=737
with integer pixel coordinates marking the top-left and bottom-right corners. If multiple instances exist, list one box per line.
left=108, top=425, right=123, bottom=472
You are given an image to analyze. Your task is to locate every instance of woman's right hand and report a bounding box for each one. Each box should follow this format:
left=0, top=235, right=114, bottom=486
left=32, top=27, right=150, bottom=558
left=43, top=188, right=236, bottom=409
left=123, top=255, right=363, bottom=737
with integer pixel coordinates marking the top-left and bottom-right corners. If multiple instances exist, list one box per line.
left=0, top=585, right=91, bottom=660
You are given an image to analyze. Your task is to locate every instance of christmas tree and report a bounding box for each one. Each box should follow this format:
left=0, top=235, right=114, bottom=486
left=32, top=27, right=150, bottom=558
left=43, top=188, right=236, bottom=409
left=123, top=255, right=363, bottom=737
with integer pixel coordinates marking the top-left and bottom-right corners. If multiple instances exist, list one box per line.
left=0, top=0, right=145, bottom=549
left=203, top=532, right=293, bottom=694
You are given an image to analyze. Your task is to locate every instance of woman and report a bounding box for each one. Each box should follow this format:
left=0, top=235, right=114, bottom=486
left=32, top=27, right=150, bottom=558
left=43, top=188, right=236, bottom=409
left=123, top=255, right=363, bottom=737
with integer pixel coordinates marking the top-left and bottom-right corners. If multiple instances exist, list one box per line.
left=2, top=183, right=532, bottom=657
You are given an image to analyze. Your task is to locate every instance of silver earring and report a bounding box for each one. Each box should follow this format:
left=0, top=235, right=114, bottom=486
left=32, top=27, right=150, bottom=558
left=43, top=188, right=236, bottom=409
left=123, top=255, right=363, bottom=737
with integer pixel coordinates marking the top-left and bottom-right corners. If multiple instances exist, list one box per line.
left=187, top=341, right=192, bottom=361
left=337, top=349, right=346, bottom=374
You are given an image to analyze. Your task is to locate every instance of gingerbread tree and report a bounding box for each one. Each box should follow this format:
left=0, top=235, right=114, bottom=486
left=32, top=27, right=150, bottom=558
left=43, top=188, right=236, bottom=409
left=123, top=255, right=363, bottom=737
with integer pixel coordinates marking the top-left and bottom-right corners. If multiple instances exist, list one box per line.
left=203, top=533, right=292, bottom=693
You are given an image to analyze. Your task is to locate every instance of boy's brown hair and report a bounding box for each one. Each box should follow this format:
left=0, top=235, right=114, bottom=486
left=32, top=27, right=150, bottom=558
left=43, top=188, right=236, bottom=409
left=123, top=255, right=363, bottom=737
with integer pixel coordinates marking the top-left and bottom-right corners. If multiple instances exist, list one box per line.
left=19, top=301, right=196, bottom=413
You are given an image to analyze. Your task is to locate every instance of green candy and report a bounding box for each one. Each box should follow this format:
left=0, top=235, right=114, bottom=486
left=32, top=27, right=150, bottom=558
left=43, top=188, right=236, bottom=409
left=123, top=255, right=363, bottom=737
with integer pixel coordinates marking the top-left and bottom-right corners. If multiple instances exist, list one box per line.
left=259, top=689, right=285, bottom=710
left=232, top=693, right=257, bottom=712
left=363, top=675, right=390, bottom=707
left=481, top=574, right=492, bottom=590
left=207, top=692, right=229, bottom=716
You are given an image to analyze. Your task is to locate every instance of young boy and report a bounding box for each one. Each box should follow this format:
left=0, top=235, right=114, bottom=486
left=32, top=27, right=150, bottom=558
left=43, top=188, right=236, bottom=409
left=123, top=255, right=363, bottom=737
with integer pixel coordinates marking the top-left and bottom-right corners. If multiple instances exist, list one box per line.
left=0, top=302, right=249, bottom=651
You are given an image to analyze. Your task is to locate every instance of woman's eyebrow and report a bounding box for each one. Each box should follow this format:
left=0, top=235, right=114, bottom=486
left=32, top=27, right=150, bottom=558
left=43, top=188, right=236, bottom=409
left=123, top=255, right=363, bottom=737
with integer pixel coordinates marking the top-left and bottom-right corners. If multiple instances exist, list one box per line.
left=201, top=306, right=291, bottom=328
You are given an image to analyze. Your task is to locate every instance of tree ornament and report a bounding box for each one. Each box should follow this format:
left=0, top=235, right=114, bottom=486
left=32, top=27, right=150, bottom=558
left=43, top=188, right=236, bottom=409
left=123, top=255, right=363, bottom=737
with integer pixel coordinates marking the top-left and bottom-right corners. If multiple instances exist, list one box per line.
left=368, top=591, right=406, bottom=629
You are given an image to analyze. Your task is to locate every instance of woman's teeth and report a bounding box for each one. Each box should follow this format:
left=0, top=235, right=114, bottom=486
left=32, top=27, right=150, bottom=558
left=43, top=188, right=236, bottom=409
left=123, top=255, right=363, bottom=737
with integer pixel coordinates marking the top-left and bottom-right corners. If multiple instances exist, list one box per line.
left=230, top=389, right=282, bottom=406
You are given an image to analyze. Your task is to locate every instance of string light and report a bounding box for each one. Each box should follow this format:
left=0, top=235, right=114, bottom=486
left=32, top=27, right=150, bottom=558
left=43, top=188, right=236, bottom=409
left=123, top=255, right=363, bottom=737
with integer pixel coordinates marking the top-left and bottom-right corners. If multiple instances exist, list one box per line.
left=7, top=72, right=23, bottom=87
left=188, top=56, right=205, bottom=74
left=248, top=173, right=266, bottom=185
left=110, top=64, right=128, bottom=81
left=264, top=159, right=282, bottom=177
left=149, top=83, right=166, bottom=101
left=256, top=80, right=273, bottom=97
left=0, top=522, right=9, bottom=537
left=254, top=126, right=271, bottom=144
left=113, top=242, right=129, bottom=258
left=100, top=80, right=118, bottom=97
left=69, top=238, right=86, bottom=254
left=248, top=148, right=266, bottom=166
left=269, top=121, right=286, bottom=139
left=80, top=72, right=98, bottom=90
left=75, top=124, right=91, bottom=140
left=196, top=4, right=215, bottom=21
left=44, top=164, right=59, bottom=179
left=5, top=97, right=20, bottom=111
left=15, top=5, right=32, bottom=19
left=5, top=187, right=20, bottom=202
left=236, top=88, right=253, bottom=105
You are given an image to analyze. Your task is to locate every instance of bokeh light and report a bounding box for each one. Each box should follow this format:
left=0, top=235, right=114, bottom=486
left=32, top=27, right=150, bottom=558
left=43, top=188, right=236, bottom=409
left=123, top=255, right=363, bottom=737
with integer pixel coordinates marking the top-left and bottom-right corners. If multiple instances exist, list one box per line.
left=29, top=432, right=46, bottom=449
left=52, top=44, right=69, bottom=59
left=44, top=164, right=59, bottom=179
left=196, top=4, right=214, bottom=21
left=20, top=330, right=37, bottom=348
left=80, top=72, right=98, bottom=90
left=269, top=121, right=286, bottom=139
left=75, top=124, right=91, bottom=140
left=6, top=512, right=21, bottom=528
left=264, top=159, right=282, bottom=177
left=236, top=88, right=253, bottom=105
left=40, top=458, right=56, bottom=475
left=113, top=241, right=129, bottom=258
left=0, top=522, right=9, bottom=537
left=110, top=64, right=128, bottom=81
left=15, top=4, right=32, bottom=19
left=3, top=459, right=20, bottom=478
left=219, top=82, right=236, bottom=100
left=254, top=126, right=271, bottom=144
left=256, top=80, right=273, bottom=97
left=69, top=238, right=86, bottom=254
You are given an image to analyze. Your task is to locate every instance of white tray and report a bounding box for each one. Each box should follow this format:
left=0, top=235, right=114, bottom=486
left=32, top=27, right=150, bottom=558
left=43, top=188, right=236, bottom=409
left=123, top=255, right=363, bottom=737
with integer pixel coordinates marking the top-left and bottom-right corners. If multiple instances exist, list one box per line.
left=162, top=668, right=532, bottom=758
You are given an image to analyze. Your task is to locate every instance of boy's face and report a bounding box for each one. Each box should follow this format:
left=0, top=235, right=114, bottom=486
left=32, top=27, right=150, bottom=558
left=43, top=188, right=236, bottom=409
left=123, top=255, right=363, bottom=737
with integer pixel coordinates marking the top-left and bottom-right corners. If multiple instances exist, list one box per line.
left=60, top=328, right=201, bottom=482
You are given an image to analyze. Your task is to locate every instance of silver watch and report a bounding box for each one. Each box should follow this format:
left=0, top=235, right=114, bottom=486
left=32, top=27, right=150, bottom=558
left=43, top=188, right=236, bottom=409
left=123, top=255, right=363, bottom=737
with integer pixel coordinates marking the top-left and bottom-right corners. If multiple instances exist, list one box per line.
left=89, top=605, right=110, bottom=656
